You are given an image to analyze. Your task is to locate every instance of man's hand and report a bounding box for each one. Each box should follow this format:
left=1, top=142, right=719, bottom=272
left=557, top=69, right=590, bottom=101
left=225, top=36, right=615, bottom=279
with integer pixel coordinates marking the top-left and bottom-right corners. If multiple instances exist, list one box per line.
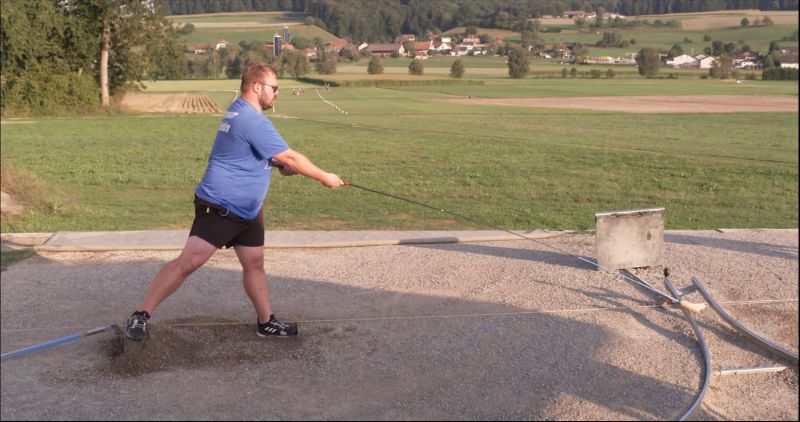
left=320, top=172, right=344, bottom=188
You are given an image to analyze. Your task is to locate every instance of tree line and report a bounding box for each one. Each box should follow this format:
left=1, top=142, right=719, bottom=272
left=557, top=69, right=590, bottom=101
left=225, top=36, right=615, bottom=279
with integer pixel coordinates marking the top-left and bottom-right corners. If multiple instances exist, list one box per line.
left=165, top=0, right=798, bottom=43
left=1, top=0, right=185, bottom=116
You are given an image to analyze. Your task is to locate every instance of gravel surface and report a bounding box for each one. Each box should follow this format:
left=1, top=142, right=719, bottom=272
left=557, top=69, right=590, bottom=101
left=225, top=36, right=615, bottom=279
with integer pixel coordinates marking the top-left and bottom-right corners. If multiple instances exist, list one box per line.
left=1, top=230, right=797, bottom=420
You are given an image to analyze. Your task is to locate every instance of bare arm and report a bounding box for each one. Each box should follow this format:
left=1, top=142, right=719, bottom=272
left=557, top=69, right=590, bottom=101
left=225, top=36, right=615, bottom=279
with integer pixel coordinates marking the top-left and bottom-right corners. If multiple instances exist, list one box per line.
left=272, top=149, right=343, bottom=188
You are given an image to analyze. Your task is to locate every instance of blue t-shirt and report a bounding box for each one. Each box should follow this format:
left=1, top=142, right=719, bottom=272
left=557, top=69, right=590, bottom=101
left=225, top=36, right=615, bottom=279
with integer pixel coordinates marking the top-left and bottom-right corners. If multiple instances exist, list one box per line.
left=195, top=98, right=289, bottom=219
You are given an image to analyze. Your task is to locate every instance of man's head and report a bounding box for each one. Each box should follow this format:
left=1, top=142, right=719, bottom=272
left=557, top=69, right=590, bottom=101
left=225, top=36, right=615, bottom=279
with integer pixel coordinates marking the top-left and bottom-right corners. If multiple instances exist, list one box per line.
left=240, top=63, right=279, bottom=111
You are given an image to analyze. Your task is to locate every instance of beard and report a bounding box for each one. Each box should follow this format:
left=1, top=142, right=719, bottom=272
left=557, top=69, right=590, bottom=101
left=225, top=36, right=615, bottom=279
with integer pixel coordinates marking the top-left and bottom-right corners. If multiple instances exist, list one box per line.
left=259, top=95, right=273, bottom=110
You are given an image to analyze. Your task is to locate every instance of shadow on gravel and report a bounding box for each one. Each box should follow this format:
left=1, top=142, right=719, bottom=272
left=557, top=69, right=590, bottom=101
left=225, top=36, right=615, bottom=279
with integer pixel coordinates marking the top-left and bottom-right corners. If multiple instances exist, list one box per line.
left=665, top=234, right=798, bottom=261
left=409, top=242, right=596, bottom=270
left=1, top=255, right=705, bottom=420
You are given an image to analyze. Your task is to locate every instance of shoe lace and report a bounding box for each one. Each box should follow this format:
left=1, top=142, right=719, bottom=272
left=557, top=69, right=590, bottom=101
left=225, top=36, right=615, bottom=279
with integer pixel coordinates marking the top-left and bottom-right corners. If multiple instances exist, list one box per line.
left=129, top=315, right=148, bottom=329
left=270, top=319, right=287, bottom=330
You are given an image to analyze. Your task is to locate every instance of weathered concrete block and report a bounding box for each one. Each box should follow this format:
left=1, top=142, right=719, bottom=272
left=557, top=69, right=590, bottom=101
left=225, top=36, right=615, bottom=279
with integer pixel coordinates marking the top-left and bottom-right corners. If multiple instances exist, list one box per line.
left=595, top=208, right=664, bottom=270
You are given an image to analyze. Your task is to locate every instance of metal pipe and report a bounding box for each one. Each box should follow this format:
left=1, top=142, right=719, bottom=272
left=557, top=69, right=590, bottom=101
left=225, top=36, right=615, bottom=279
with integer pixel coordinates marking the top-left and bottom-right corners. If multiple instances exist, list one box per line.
left=1, top=324, right=122, bottom=361
left=716, top=366, right=787, bottom=376
left=664, top=279, right=712, bottom=421
left=692, top=276, right=798, bottom=366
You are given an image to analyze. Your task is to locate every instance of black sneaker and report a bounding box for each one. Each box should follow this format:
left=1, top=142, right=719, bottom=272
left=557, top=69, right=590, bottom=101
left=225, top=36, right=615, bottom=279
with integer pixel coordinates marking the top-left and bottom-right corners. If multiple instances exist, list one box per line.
left=125, top=311, right=150, bottom=341
left=257, top=314, right=298, bottom=337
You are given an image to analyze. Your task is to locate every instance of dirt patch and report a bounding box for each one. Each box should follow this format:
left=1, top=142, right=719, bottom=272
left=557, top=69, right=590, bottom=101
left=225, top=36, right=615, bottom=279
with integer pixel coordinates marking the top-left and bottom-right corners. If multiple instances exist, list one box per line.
left=0, top=191, right=25, bottom=218
left=447, top=95, right=799, bottom=113
left=680, top=11, right=798, bottom=30
left=120, top=92, right=223, bottom=114
left=0, top=120, right=34, bottom=125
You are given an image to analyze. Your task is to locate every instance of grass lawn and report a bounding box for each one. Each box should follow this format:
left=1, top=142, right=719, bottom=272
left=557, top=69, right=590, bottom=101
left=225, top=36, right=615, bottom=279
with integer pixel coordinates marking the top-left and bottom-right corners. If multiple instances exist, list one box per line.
left=2, top=77, right=796, bottom=233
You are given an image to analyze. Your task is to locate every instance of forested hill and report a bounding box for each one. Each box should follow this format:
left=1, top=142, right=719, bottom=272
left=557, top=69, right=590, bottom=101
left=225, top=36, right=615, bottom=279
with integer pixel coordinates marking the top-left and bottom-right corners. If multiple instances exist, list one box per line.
left=165, top=0, right=799, bottom=42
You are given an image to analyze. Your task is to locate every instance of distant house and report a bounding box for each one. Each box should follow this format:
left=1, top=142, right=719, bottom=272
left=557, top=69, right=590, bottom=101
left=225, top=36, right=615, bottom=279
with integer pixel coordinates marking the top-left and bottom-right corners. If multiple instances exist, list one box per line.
left=461, top=36, right=480, bottom=46
left=394, top=34, right=416, bottom=43
left=412, top=40, right=434, bottom=57
left=357, top=42, right=369, bottom=51
left=732, top=51, right=760, bottom=69
left=562, top=10, right=585, bottom=18
left=433, top=38, right=453, bottom=52
left=328, top=38, right=348, bottom=53
left=366, top=43, right=404, bottom=57
left=192, top=43, right=210, bottom=54
left=666, top=54, right=699, bottom=68
left=779, top=46, right=799, bottom=69
left=695, top=55, right=717, bottom=69
left=214, top=40, right=230, bottom=50
left=455, top=36, right=487, bottom=56
left=303, top=47, right=317, bottom=59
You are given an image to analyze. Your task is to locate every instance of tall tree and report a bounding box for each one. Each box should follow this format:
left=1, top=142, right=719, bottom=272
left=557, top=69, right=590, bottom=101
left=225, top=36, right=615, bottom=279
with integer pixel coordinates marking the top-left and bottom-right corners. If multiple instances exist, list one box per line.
left=450, top=59, right=465, bottom=78
left=507, top=45, right=529, bottom=79
left=367, top=55, right=384, bottom=74
left=635, top=47, right=661, bottom=77
left=77, top=0, right=185, bottom=107
left=408, top=59, right=424, bottom=75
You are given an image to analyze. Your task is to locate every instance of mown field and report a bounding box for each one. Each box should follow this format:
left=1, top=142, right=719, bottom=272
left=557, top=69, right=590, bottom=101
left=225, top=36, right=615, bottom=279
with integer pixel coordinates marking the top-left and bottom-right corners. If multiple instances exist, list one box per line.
left=168, top=12, right=337, bottom=46
left=1, top=76, right=797, bottom=233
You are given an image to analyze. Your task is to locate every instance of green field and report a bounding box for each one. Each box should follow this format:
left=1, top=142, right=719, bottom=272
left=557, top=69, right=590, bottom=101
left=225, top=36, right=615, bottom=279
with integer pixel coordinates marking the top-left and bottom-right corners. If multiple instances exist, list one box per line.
left=2, top=76, right=797, bottom=233
left=170, top=10, right=339, bottom=47
left=2, top=10, right=797, bottom=233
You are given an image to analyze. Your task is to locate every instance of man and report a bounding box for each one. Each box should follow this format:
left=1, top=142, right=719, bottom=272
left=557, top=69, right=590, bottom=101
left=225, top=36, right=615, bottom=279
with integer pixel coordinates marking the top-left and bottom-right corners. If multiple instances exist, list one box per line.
left=125, top=63, right=343, bottom=341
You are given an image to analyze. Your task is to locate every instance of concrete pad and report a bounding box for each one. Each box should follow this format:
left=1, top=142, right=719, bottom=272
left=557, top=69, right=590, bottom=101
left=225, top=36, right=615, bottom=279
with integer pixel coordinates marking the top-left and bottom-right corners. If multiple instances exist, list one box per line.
left=32, top=229, right=565, bottom=252
left=1, top=230, right=798, bottom=420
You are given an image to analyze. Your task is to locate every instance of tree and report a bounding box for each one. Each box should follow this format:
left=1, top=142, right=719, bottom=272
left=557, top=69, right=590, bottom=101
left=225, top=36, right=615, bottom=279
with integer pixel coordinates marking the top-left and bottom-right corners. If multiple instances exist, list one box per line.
left=561, top=67, right=568, bottom=78
left=367, top=55, right=384, bottom=74
left=291, top=36, right=311, bottom=50
left=1, top=0, right=185, bottom=112
left=403, top=40, right=416, bottom=57
left=740, top=17, right=750, bottom=27
left=669, top=44, right=684, bottom=58
left=280, top=49, right=309, bottom=79
left=305, top=16, right=315, bottom=26
left=89, top=0, right=183, bottom=107
left=597, top=30, right=622, bottom=47
left=762, top=16, right=774, bottom=26
left=178, top=23, right=195, bottom=35
left=635, top=47, right=661, bottom=78
left=465, top=25, right=477, bottom=35
left=450, top=59, right=465, bottom=78
left=606, top=68, right=615, bottom=78
left=315, top=48, right=337, bottom=75
left=703, top=34, right=712, bottom=42
left=570, top=67, right=577, bottom=77
left=408, top=59, right=424, bottom=75
left=709, top=53, right=732, bottom=79
left=507, top=46, right=529, bottom=79
left=753, top=16, right=762, bottom=26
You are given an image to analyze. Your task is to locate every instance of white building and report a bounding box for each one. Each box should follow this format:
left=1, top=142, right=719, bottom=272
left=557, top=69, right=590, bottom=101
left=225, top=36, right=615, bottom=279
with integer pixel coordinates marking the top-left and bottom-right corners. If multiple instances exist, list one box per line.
left=695, top=55, right=717, bottom=69
left=666, top=54, right=699, bottom=68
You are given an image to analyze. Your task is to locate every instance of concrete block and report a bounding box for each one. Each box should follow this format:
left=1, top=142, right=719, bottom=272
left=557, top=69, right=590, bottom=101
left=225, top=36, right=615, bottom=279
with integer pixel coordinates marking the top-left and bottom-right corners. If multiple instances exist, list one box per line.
left=595, top=208, right=664, bottom=270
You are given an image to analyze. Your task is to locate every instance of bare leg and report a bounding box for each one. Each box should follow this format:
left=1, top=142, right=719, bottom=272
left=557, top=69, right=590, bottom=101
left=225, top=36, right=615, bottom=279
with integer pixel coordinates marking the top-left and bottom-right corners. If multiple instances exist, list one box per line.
left=234, top=245, right=272, bottom=324
left=138, top=236, right=218, bottom=314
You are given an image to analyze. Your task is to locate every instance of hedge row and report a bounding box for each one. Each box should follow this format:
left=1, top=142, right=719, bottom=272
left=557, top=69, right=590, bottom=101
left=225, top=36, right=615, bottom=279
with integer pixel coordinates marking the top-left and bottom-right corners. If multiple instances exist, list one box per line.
left=297, top=77, right=485, bottom=88
left=762, top=67, right=799, bottom=80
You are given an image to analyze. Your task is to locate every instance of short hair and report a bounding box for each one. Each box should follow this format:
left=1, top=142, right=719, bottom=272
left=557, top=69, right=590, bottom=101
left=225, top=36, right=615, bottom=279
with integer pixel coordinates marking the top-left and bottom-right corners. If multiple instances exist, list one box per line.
left=240, top=63, right=278, bottom=93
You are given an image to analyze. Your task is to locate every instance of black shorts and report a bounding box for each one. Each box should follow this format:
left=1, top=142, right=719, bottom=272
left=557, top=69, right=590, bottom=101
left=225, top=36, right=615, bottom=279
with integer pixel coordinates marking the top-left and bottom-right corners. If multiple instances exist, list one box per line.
left=189, top=196, right=264, bottom=248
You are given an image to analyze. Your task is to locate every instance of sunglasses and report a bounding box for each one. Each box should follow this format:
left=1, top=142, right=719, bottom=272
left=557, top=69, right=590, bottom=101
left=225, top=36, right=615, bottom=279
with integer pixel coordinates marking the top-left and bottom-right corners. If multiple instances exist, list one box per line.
left=257, top=82, right=278, bottom=93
